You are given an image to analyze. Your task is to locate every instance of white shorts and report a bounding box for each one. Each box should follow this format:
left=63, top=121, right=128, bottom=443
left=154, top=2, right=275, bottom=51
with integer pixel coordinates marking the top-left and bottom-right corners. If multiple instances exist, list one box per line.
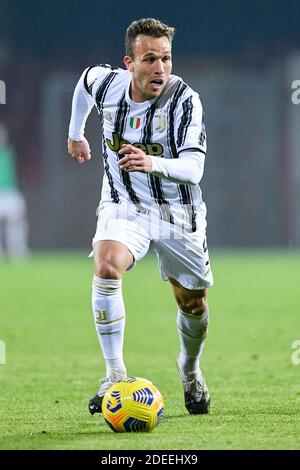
left=92, top=202, right=214, bottom=291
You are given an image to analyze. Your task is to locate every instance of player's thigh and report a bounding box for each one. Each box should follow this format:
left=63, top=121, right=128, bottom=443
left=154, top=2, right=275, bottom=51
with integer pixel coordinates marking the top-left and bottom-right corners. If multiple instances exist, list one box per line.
left=92, top=203, right=151, bottom=278
left=93, top=240, right=134, bottom=278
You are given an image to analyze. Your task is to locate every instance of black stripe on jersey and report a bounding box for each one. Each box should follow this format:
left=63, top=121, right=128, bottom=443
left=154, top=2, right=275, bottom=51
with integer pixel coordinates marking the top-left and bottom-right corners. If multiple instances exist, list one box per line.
left=178, top=184, right=197, bottom=232
left=143, top=103, right=156, bottom=201
left=199, top=111, right=206, bottom=147
left=95, top=72, right=116, bottom=111
left=143, top=104, right=174, bottom=224
left=178, top=147, right=206, bottom=155
left=168, top=82, right=197, bottom=232
left=84, top=64, right=121, bottom=96
left=115, top=91, right=128, bottom=137
left=83, top=66, right=96, bottom=96
left=96, top=72, right=120, bottom=204
left=176, top=95, right=193, bottom=148
left=167, top=81, right=188, bottom=159
left=114, top=93, right=144, bottom=209
left=102, top=148, right=120, bottom=204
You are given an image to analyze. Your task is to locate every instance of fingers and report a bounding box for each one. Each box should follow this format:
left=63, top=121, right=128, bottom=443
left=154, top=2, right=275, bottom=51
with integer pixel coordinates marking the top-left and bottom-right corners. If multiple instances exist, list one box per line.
left=71, top=152, right=91, bottom=165
left=118, top=144, right=152, bottom=174
left=118, top=144, right=138, bottom=156
left=118, top=153, right=142, bottom=171
left=118, top=144, right=144, bottom=171
left=123, top=165, right=143, bottom=172
left=76, top=155, right=90, bottom=164
left=75, top=154, right=90, bottom=164
left=67, top=138, right=91, bottom=164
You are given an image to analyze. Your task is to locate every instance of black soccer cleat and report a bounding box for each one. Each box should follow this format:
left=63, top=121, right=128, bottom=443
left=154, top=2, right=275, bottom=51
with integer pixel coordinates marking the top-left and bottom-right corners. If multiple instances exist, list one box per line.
left=88, top=376, right=124, bottom=415
left=183, top=378, right=211, bottom=415
left=176, top=357, right=211, bottom=415
left=88, top=393, right=104, bottom=415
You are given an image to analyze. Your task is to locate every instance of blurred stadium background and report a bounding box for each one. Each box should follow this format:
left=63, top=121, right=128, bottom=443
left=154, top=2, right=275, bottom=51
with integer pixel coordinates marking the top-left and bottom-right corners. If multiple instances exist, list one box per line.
left=1, top=0, right=300, bottom=451
left=1, top=0, right=300, bottom=250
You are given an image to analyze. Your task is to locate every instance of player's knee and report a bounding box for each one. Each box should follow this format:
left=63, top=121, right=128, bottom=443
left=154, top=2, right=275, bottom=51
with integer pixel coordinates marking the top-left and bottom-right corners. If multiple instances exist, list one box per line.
left=179, top=296, right=207, bottom=317
left=95, top=260, right=122, bottom=280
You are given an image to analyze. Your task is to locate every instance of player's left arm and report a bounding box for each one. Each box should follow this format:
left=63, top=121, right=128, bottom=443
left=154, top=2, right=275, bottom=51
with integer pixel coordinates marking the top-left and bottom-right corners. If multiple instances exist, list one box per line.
left=149, top=90, right=207, bottom=184
left=118, top=91, right=207, bottom=185
left=118, top=145, right=204, bottom=185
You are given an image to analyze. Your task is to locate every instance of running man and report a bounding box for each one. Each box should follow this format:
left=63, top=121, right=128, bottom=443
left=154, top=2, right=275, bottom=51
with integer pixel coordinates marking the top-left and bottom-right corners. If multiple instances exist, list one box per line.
left=68, top=18, right=213, bottom=415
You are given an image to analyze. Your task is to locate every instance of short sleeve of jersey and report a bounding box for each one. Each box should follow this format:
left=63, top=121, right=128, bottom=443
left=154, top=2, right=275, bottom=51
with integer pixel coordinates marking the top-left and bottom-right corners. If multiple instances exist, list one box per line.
left=174, top=90, right=207, bottom=155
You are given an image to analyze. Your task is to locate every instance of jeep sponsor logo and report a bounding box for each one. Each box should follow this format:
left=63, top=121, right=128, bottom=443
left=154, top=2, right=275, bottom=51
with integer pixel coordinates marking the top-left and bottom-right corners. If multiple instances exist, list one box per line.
left=106, top=132, right=164, bottom=156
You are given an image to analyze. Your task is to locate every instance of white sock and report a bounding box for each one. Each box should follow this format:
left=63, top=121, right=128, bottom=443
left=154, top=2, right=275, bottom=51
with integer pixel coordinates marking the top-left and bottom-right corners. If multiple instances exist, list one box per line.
left=92, top=276, right=127, bottom=380
left=176, top=306, right=209, bottom=380
left=105, top=358, right=126, bottom=382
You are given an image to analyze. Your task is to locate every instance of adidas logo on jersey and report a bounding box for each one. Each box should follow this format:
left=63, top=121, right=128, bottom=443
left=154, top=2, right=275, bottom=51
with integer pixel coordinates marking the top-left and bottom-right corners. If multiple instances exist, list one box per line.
left=104, top=112, right=113, bottom=123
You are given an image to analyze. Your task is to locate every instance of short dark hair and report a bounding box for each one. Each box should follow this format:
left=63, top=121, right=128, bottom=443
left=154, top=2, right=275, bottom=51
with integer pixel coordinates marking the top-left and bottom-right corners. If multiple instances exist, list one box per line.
left=125, top=18, right=176, bottom=58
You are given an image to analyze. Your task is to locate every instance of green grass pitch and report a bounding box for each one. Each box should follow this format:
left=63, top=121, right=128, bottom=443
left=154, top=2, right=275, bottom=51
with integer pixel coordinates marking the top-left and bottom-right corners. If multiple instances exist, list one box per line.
left=0, top=250, right=299, bottom=450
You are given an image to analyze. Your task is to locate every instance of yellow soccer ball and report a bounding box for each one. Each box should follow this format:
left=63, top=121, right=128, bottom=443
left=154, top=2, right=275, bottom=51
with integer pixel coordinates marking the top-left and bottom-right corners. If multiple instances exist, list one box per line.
left=102, top=377, right=164, bottom=432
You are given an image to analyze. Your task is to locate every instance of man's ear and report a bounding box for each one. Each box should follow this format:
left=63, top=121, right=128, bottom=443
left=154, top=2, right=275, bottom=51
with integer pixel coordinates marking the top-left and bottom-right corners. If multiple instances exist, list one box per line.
left=123, top=56, right=134, bottom=72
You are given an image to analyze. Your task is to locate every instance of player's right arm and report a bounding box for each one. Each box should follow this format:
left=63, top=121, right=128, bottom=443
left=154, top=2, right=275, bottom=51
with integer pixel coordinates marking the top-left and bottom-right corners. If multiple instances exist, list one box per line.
left=68, top=65, right=120, bottom=164
left=68, top=67, right=97, bottom=164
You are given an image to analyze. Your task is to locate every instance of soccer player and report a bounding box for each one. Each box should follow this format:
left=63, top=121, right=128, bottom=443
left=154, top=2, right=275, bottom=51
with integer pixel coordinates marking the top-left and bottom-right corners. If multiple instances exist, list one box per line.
left=68, top=18, right=213, bottom=415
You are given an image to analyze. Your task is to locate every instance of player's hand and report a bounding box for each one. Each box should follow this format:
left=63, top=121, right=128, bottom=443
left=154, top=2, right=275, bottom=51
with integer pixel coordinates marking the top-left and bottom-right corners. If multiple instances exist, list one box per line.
left=118, top=144, right=152, bottom=173
left=68, top=137, right=91, bottom=164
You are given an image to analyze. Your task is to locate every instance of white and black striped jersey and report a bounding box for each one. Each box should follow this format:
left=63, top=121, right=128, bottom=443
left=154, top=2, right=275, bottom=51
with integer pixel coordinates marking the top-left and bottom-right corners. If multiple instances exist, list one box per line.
left=70, top=64, right=208, bottom=232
